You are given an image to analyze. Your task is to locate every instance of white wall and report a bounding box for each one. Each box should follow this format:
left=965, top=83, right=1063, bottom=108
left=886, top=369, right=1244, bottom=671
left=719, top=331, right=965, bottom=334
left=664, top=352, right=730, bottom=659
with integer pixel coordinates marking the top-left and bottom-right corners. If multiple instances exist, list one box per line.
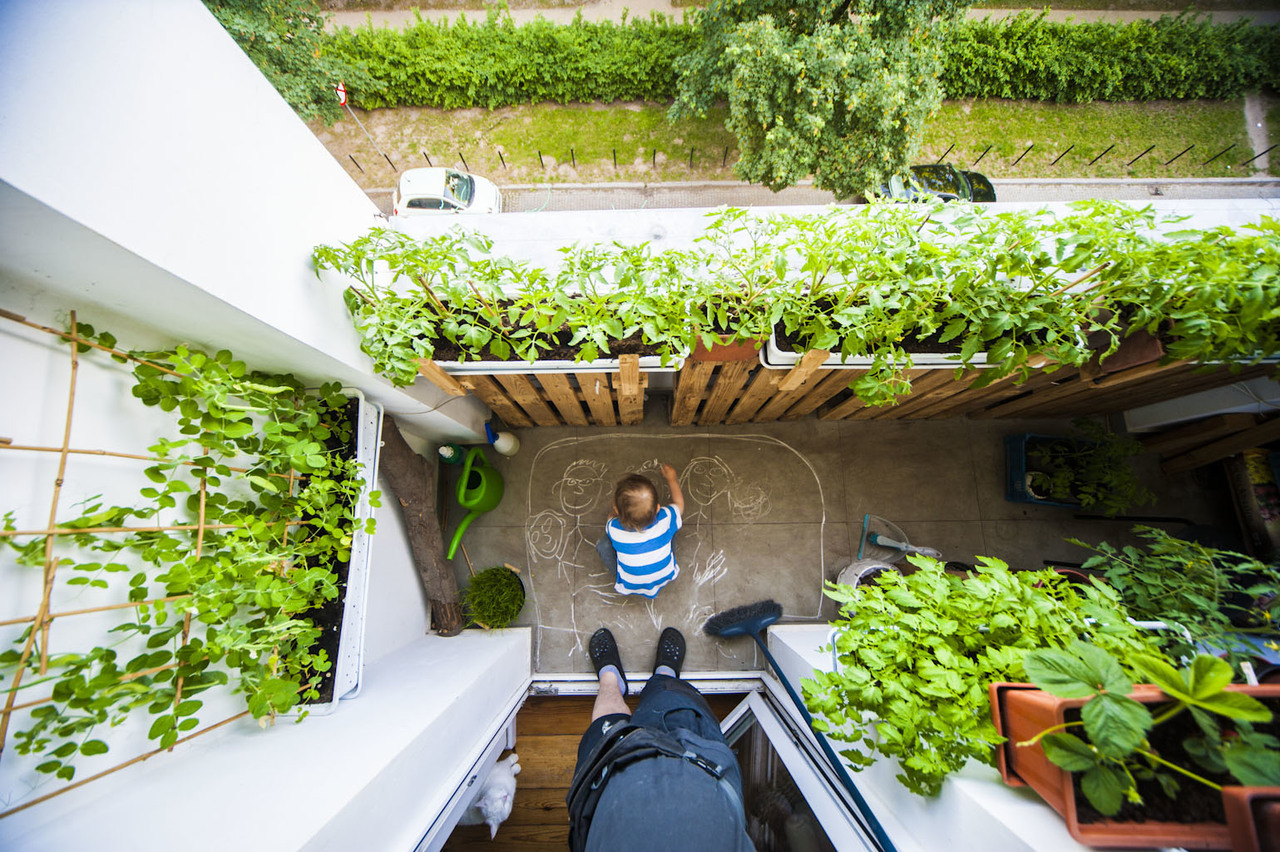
left=0, top=0, right=487, bottom=443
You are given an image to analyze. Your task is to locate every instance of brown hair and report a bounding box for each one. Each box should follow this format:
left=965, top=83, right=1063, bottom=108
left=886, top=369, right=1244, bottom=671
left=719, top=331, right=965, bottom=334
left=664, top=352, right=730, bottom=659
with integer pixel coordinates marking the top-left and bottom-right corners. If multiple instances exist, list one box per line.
left=614, top=474, right=659, bottom=531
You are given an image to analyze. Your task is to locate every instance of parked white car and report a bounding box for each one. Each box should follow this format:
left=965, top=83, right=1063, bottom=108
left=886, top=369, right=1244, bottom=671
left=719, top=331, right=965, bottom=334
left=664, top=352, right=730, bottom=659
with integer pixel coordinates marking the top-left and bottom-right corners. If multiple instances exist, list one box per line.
left=391, top=167, right=503, bottom=216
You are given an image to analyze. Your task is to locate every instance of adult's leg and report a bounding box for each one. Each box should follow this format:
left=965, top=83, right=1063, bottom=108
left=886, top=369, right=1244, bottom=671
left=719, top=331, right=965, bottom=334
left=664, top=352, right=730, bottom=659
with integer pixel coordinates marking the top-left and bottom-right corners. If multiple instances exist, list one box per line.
left=592, top=670, right=630, bottom=722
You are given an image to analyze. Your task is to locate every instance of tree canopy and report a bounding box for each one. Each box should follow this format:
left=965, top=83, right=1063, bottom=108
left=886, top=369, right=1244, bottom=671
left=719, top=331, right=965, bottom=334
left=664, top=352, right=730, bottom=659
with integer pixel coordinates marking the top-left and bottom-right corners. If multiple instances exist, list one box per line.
left=671, top=0, right=975, bottom=198
left=203, top=0, right=379, bottom=124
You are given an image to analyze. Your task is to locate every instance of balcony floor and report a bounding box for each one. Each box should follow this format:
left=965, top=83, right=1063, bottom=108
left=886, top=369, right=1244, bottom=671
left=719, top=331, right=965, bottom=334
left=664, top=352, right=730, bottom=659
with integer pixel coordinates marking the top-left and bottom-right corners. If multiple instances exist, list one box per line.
left=443, top=401, right=1231, bottom=676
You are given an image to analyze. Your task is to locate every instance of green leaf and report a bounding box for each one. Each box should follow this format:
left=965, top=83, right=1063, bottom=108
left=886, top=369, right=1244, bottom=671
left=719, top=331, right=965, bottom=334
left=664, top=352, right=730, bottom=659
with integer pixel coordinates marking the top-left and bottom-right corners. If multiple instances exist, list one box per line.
left=1187, top=655, right=1234, bottom=699
left=1223, top=744, right=1280, bottom=786
left=79, top=739, right=109, bottom=756
left=148, top=715, right=174, bottom=740
left=1024, top=643, right=1129, bottom=698
left=1080, top=765, right=1128, bottom=816
left=1196, top=690, right=1273, bottom=723
left=1081, top=693, right=1152, bottom=758
left=1131, top=654, right=1190, bottom=699
left=1041, top=733, right=1099, bottom=772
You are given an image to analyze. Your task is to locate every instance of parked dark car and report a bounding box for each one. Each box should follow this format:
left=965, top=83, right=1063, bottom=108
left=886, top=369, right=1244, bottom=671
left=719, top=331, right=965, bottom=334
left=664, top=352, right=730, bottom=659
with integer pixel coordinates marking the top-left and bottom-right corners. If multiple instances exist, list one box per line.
left=885, top=164, right=996, bottom=202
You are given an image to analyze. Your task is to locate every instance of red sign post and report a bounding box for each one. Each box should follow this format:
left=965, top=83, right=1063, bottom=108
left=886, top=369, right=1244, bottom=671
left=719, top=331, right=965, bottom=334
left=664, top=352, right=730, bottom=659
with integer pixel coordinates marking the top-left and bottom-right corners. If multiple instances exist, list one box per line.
left=334, top=81, right=347, bottom=106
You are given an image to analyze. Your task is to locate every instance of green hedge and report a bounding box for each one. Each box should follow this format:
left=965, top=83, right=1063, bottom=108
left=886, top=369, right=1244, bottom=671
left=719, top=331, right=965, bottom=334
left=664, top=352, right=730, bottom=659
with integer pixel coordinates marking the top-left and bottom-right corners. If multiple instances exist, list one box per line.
left=325, top=12, right=1279, bottom=109
left=326, top=12, right=698, bottom=109
left=942, top=14, right=1280, bottom=102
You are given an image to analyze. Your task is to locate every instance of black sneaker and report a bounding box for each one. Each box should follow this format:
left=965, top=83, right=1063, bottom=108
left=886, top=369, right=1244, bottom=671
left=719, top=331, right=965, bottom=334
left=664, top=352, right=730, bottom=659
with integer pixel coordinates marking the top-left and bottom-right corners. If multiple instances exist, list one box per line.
left=589, top=628, right=628, bottom=695
left=653, top=627, right=685, bottom=678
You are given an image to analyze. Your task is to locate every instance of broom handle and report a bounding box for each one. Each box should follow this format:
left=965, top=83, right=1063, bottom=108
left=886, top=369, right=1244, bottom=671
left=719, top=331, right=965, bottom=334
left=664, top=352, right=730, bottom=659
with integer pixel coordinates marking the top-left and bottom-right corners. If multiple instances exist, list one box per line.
left=752, top=634, right=898, bottom=852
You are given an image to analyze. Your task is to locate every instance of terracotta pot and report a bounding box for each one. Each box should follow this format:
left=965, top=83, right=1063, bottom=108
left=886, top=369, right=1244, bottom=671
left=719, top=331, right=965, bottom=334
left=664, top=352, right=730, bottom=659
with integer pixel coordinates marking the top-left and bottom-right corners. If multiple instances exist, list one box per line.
left=689, top=336, right=763, bottom=362
left=1222, top=786, right=1280, bottom=852
left=988, top=682, right=1280, bottom=849
left=1098, top=328, right=1167, bottom=373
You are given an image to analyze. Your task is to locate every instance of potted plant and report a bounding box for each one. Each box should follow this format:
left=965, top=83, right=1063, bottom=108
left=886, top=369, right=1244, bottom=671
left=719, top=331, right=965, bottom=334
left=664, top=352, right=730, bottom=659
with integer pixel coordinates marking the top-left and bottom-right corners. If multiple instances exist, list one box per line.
left=990, top=643, right=1280, bottom=848
left=1068, top=526, right=1280, bottom=670
left=462, top=565, right=526, bottom=629
left=804, top=555, right=1153, bottom=797
left=1006, top=418, right=1153, bottom=516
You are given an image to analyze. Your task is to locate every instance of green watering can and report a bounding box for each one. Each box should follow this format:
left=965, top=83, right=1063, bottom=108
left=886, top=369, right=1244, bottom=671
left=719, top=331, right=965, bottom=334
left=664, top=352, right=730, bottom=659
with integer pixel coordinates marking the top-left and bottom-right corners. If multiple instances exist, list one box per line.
left=447, top=447, right=504, bottom=560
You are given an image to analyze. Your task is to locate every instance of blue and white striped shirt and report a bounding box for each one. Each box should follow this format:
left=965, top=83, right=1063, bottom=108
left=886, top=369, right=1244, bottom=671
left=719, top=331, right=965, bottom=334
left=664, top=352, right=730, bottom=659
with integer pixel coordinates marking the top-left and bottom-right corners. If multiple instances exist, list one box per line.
left=606, top=505, right=682, bottom=598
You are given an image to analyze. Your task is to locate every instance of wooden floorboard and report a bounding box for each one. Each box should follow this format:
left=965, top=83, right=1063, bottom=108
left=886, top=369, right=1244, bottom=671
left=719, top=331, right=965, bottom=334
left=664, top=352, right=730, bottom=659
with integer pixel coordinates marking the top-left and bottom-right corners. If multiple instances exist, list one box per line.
left=442, top=692, right=747, bottom=850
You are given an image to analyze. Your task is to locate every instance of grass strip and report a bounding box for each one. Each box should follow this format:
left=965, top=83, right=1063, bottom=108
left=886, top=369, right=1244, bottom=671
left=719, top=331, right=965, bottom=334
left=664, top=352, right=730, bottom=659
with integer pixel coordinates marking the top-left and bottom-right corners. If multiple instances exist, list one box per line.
left=312, top=98, right=1253, bottom=189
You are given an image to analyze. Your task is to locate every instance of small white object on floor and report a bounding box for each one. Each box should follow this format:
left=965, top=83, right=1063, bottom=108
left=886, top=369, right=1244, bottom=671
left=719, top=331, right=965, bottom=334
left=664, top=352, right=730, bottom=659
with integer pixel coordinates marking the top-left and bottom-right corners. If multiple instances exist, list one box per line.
left=458, top=752, right=521, bottom=839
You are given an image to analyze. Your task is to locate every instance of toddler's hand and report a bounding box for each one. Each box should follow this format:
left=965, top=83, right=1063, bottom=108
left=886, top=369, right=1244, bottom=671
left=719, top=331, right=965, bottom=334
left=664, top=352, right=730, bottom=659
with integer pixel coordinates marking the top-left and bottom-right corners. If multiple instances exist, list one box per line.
left=660, top=463, right=678, bottom=480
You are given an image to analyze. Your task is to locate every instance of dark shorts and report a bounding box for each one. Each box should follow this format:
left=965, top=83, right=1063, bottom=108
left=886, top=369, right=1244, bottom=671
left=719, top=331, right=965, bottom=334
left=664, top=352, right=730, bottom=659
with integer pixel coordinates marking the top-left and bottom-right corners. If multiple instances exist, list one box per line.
left=574, top=675, right=726, bottom=774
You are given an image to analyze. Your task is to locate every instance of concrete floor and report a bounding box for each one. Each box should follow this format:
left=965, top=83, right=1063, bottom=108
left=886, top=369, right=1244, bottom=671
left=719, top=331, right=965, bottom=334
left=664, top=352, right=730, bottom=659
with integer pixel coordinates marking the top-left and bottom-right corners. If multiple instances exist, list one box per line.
left=442, top=401, right=1233, bottom=676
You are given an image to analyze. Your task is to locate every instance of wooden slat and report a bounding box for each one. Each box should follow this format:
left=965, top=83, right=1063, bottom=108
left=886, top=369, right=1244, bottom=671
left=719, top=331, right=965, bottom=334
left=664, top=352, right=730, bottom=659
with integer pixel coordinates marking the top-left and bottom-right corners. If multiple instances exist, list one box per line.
left=1142, top=413, right=1260, bottom=457
left=614, top=355, right=644, bottom=425
left=843, top=369, right=931, bottom=420
left=698, top=362, right=755, bottom=425
left=819, top=387, right=872, bottom=420
left=1163, top=416, right=1280, bottom=473
left=868, top=369, right=961, bottom=420
left=725, top=368, right=780, bottom=424
left=458, top=375, right=534, bottom=428
left=754, top=367, right=833, bottom=422
left=671, top=360, right=716, bottom=425
left=936, top=364, right=1071, bottom=419
left=515, top=734, right=581, bottom=788
left=417, top=359, right=467, bottom=396
left=777, top=349, right=830, bottom=393
left=780, top=370, right=857, bottom=420
left=495, top=374, right=561, bottom=426
left=535, top=373, right=588, bottom=426
left=443, top=823, right=568, bottom=852
left=574, top=373, right=616, bottom=426
left=975, top=359, right=1190, bottom=419
left=879, top=368, right=982, bottom=420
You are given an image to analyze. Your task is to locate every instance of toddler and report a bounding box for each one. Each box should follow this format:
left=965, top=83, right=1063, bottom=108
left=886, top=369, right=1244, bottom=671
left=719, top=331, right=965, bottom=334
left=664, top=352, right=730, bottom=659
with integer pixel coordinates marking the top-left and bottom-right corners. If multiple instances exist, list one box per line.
left=596, top=463, right=685, bottom=598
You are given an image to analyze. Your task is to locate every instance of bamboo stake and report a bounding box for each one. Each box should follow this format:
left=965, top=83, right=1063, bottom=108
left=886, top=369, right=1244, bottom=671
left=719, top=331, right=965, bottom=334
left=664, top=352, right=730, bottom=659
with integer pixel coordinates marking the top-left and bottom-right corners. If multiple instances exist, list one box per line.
left=460, top=541, right=475, bottom=576
left=0, top=444, right=298, bottom=479
left=39, top=312, right=82, bottom=674
left=0, top=310, right=179, bottom=377
left=170, top=449, right=209, bottom=749
left=3, top=663, right=182, bottom=718
left=0, top=594, right=193, bottom=628
left=1, top=520, right=305, bottom=538
left=0, top=711, right=250, bottom=820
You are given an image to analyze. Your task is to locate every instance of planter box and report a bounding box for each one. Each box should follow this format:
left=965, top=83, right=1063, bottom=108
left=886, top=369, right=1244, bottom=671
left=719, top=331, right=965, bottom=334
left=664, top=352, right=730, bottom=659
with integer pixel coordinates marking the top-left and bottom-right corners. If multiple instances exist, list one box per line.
left=989, top=682, right=1280, bottom=849
left=1004, top=433, right=1088, bottom=509
left=436, top=353, right=685, bottom=375
left=1222, top=786, right=1280, bottom=852
left=690, top=336, right=763, bottom=362
left=761, top=328, right=990, bottom=370
left=291, top=391, right=383, bottom=715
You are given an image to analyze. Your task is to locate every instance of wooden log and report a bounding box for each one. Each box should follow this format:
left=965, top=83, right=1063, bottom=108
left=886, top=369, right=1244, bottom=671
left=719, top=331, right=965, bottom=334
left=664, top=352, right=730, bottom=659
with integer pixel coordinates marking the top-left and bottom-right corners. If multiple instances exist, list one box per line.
left=615, top=355, right=644, bottom=424
left=1162, top=415, right=1280, bottom=474
left=534, top=373, right=588, bottom=426
left=377, top=414, right=463, bottom=636
left=698, top=362, right=754, bottom=425
left=575, top=372, right=616, bottom=426
left=416, top=359, right=467, bottom=396
left=494, top=374, right=560, bottom=426
left=671, top=360, right=715, bottom=425
left=458, top=375, right=534, bottom=428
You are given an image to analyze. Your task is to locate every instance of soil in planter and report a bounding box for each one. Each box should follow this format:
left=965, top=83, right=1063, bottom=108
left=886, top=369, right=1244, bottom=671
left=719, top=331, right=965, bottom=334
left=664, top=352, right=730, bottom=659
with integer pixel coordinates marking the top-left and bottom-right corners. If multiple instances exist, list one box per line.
left=296, top=397, right=360, bottom=706
left=430, top=328, right=667, bottom=363
left=776, top=323, right=961, bottom=357
left=1068, top=698, right=1280, bottom=826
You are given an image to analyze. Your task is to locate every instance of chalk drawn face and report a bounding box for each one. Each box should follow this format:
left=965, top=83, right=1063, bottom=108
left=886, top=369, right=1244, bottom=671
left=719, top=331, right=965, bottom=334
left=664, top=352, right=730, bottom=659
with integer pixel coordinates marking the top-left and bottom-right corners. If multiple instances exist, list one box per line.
left=552, top=460, right=609, bottom=515
left=526, top=510, right=568, bottom=562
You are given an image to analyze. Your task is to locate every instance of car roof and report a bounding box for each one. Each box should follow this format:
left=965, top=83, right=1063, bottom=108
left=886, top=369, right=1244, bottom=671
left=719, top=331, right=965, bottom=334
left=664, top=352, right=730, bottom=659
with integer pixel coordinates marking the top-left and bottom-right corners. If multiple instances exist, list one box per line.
left=399, top=167, right=451, bottom=197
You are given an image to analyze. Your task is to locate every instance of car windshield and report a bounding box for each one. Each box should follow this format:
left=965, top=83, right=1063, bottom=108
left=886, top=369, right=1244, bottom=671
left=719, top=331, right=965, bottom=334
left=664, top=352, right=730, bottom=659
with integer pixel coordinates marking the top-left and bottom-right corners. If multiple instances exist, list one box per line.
left=443, top=170, right=475, bottom=206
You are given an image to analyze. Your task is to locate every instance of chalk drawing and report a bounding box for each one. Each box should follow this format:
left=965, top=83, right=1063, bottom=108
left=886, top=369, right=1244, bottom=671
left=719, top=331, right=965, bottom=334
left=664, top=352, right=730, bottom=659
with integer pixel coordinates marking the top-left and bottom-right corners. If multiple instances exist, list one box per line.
left=524, top=434, right=827, bottom=672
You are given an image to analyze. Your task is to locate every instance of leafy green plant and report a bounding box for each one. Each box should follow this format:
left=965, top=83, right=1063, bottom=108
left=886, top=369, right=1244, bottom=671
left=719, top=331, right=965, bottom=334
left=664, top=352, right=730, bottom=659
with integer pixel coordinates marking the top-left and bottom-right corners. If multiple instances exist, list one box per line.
left=1070, top=527, right=1280, bottom=668
left=314, top=202, right=1280, bottom=407
left=1021, top=643, right=1280, bottom=817
left=463, top=566, right=526, bottom=629
left=1025, top=418, right=1154, bottom=516
left=1, top=325, right=377, bottom=784
left=803, top=556, right=1155, bottom=796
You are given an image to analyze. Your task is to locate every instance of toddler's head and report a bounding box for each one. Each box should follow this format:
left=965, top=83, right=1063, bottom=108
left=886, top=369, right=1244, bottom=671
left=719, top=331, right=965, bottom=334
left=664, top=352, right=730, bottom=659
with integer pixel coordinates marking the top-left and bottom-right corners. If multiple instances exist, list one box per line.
left=613, top=473, right=658, bottom=531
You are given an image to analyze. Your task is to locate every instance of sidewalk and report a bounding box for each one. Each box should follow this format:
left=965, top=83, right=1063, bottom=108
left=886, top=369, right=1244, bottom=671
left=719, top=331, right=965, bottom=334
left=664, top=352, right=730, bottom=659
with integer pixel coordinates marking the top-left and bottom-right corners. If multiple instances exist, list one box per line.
left=329, top=3, right=1280, bottom=28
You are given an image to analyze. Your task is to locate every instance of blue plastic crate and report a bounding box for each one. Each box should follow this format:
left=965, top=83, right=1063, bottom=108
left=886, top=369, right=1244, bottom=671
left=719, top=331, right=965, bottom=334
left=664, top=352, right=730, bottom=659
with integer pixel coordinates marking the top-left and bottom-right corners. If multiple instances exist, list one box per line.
left=1004, top=433, right=1081, bottom=508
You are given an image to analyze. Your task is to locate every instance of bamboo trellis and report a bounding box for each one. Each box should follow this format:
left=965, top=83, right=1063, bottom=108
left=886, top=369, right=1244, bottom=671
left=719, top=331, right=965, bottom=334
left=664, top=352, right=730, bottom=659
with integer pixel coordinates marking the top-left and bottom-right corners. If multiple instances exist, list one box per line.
left=0, top=310, right=296, bottom=818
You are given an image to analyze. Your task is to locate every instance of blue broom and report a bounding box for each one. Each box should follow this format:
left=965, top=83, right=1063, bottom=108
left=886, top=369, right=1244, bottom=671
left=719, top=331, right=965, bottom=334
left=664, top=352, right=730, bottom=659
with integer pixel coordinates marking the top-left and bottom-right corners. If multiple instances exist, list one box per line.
left=704, top=600, right=897, bottom=852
